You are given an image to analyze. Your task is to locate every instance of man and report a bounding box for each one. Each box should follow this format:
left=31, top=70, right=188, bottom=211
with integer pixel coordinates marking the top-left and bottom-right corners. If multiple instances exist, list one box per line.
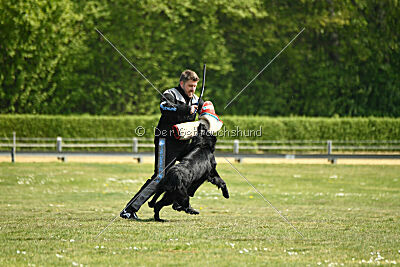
left=120, top=69, right=204, bottom=220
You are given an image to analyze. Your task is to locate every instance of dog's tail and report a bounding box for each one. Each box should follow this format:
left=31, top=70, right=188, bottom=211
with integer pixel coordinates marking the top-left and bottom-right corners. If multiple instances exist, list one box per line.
left=161, top=167, right=184, bottom=192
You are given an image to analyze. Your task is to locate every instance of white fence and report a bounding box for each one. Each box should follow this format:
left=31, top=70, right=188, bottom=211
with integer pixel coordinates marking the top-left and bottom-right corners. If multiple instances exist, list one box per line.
left=2, top=133, right=400, bottom=163
left=1, top=133, right=400, bottom=154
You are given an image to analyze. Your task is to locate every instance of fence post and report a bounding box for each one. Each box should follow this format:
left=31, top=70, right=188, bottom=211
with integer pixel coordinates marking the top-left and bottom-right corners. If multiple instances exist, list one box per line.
left=233, top=139, right=239, bottom=154
left=327, top=140, right=332, bottom=155
left=132, top=138, right=138, bottom=153
left=57, top=137, right=62, bottom=153
left=132, top=137, right=141, bottom=163
left=327, top=140, right=336, bottom=164
left=233, top=139, right=242, bottom=163
left=56, top=137, right=66, bottom=162
left=11, top=132, right=16, bottom=163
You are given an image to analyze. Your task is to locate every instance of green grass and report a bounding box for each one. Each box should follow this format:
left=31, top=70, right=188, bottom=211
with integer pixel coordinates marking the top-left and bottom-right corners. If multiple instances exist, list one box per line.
left=1, top=162, right=399, bottom=266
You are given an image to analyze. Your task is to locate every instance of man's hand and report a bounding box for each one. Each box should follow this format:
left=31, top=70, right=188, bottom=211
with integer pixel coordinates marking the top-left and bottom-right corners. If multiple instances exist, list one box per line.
left=190, top=105, right=198, bottom=114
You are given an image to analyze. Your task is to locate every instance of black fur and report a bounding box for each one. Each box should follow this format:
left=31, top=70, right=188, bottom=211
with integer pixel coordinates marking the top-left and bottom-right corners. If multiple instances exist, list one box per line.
left=148, top=124, right=229, bottom=222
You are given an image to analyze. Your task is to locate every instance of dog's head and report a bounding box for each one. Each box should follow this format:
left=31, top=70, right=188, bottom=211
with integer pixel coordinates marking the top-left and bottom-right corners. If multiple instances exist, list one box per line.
left=192, top=123, right=217, bottom=152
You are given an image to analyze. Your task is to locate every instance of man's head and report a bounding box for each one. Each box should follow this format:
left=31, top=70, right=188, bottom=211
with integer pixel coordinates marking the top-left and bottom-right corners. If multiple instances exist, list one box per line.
left=179, top=70, right=199, bottom=98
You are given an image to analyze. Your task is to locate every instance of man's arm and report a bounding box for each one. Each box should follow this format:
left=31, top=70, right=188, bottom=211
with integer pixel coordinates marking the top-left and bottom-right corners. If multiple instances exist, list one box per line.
left=160, top=92, right=191, bottom=115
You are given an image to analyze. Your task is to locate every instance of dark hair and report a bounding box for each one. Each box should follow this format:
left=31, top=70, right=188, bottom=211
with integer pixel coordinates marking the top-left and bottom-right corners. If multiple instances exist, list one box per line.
left=180, top=69, right=199, bottom=83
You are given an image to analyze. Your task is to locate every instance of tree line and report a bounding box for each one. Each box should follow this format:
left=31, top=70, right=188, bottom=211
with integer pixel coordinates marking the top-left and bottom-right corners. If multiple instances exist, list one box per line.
left=1, top=0, right=399, bottom=116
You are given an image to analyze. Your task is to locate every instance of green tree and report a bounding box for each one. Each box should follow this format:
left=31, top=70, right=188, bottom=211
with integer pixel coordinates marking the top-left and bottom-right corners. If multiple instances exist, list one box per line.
left=1, top=0, right=399, bottom=116
left=54, top=0, right=235, bottom=115
left=0, top=0, right=91, bottom=113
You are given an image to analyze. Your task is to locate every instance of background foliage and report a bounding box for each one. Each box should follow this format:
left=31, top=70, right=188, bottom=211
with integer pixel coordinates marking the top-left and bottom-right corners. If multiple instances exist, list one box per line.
left=1, top=0, right=399, bottom=116
left=1, top=115, right=399, bottom=141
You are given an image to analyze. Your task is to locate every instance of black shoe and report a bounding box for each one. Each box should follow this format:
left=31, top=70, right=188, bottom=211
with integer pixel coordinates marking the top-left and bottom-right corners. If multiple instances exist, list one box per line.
left=120, top=209, right=139, bottom=220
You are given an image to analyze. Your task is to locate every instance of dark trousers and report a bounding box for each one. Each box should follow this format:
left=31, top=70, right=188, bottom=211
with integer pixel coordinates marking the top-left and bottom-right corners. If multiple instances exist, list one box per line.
left=124, top=137, right=190, bottom=212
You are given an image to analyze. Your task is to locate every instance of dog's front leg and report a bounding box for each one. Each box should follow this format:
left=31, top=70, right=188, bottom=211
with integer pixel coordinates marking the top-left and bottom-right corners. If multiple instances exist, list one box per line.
left=208, top=169, right=229, bottom=199
left=153, top=192, right=174, bottom=222
left=148, top=190, right=163, bottom=208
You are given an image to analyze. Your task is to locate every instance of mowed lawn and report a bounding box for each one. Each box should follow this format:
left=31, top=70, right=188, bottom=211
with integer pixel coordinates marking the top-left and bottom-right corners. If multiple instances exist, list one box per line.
left=0, top=162, right=399, bottom=266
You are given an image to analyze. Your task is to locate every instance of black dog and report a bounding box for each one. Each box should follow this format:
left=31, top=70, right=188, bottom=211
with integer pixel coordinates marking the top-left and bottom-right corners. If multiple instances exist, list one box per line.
left=148, top=124, right=229, bottom=222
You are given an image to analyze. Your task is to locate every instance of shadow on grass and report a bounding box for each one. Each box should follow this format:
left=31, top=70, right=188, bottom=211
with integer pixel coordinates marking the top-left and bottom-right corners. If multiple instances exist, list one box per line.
left=121, top=217, right=182, bottom=223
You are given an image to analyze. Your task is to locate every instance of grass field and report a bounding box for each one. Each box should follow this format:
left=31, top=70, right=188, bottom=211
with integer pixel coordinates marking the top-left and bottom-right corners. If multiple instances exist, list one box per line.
left=0, top=162, right=399, bottom=266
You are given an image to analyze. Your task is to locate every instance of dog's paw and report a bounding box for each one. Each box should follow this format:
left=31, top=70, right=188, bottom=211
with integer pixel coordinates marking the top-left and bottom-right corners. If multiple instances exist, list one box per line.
left=185, top=207, right=200, bottom=215
left=222, top=186, right=229, bottom=199
left=172, top=202, right=184, bottom=212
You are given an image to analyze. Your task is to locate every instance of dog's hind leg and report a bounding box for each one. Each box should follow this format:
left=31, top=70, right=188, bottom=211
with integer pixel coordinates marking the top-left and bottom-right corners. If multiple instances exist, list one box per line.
left=153, top=192, right=174, bottom=222
left=186, top=180, right=204, bottom=197
left=175, top=191, right=199, bottom=215
left=184, top=204, right=199, bottom=215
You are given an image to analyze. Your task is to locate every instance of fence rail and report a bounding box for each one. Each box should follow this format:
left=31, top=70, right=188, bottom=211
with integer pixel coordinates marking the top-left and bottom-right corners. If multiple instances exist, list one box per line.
left=1, top=135, right=400, bottom=154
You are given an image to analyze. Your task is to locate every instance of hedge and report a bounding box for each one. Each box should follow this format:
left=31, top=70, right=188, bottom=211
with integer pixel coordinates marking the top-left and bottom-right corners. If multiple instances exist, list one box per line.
left=0, top=115, right=399, bottom=141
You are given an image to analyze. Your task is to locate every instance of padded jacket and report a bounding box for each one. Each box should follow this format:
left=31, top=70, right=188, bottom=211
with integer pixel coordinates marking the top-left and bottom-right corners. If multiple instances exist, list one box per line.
left=155, top=85, right=204, bottom=139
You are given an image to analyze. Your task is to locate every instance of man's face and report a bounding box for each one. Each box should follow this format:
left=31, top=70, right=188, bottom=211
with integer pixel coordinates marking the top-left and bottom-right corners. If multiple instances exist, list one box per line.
left=180, top=80, right=198, bottom=98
